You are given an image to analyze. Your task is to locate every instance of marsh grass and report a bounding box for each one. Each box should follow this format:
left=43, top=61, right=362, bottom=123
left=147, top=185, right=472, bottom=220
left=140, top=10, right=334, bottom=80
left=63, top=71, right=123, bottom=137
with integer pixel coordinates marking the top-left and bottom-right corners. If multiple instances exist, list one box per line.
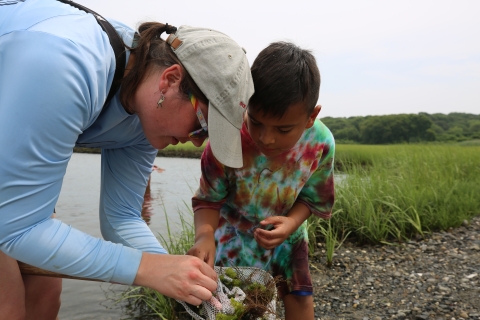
left=327, top=144, right=480, bottom=244
left=457, top=139, right=480, bottom=146
left=156, top=202, right=195, bottom=254
left=308, top=209, right=351, bottom=267
left=157, top=141, right=207, bottom=158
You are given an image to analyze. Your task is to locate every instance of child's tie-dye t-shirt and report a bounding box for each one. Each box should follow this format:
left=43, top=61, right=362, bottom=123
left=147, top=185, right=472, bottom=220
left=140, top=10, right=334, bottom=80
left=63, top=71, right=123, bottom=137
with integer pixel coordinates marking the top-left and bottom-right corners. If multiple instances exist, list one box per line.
left=192, top=119, right=335, bottom=296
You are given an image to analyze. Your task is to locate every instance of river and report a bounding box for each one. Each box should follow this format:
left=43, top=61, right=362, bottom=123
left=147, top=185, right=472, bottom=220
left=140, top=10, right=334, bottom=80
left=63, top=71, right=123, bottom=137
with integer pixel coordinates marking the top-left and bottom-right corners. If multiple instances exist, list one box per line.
left=56, top=153, right=201, bottom=319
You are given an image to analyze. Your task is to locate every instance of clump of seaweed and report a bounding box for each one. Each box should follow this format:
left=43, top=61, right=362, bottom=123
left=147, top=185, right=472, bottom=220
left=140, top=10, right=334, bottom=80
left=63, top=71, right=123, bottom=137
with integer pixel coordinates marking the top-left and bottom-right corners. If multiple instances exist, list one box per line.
left=214, top=266, right=280, bottom=320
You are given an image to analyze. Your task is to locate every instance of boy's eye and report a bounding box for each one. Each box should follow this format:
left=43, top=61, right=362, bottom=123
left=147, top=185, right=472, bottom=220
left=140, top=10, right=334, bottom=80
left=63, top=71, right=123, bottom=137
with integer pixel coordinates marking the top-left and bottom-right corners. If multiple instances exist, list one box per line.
left=279, top=128, right=292, bottom=134
left=250, top=118, right=261, bottom=125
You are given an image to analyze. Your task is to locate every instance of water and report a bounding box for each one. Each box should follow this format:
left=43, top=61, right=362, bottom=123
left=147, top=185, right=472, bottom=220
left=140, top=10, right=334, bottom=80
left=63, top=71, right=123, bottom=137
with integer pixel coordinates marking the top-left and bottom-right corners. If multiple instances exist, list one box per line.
left=56, top=153, right=201, bottom=319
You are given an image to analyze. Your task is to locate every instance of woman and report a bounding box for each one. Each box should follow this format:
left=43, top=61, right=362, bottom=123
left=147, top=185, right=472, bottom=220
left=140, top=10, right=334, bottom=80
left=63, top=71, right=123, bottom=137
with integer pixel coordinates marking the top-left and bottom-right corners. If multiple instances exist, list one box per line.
left=0, top=0, right=254, bottom=318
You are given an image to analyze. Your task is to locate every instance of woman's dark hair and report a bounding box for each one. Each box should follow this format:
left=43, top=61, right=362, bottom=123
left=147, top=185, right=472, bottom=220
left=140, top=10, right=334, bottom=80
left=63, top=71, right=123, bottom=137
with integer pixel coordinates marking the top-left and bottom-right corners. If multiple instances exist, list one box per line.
left=249, top=41, right=320, bottom=118
left=120, top=22, right=208, bottom=112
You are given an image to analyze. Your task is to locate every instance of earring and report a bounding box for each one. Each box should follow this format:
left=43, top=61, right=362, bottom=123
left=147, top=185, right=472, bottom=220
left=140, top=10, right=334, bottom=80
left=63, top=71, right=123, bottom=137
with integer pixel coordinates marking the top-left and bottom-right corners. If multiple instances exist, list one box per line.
left=157, top=90, right=165, bottom=108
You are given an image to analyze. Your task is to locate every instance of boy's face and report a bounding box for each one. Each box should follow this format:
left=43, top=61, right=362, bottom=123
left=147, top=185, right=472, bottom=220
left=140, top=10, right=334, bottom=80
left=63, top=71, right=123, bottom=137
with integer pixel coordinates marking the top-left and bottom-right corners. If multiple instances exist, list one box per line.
left=245, top=102, right=321, bottom=157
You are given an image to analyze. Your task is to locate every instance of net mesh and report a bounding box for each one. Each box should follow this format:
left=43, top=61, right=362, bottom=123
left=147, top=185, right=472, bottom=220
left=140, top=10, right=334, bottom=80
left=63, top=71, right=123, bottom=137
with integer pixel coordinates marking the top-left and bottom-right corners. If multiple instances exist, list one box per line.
left=176, top=266, right=277, bottom=320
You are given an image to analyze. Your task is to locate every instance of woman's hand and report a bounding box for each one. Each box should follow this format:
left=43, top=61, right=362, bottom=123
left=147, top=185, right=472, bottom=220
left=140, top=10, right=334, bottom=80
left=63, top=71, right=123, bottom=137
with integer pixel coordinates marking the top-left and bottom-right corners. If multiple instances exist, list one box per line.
left=134, top=252, right=217, bottom=306
left=187, top=234, right=216, bottom=268
left=253, top=216, right=297, bottom=250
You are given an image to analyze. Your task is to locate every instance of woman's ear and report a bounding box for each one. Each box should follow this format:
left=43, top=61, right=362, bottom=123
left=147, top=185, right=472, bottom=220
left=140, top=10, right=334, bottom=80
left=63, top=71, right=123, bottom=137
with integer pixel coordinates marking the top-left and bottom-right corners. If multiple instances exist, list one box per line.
left=159, top=64, right=183, bottom=91
left=305, top=105, right=321, bottom=128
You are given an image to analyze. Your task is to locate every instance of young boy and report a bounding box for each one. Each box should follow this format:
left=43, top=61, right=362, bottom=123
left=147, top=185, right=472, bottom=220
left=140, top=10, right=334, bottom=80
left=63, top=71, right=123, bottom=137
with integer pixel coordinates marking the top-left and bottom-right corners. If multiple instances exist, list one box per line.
left=187, top=42, right=335, bottom=320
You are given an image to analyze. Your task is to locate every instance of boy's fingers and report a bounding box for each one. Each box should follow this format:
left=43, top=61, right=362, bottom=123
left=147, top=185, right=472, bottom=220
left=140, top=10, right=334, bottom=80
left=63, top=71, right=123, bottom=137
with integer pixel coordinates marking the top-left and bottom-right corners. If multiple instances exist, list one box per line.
left=254, top=228, right=269, bottom=239
left=256, top=227, right=283, bottom=239
left=254, top=232, right=266, bottom=246
left=186, top=249, right=206, bottom=264
left=260, top=216, right=283, bottom=225
left=254, top=232, right=280, bottom=249
left=206, top=254, right=215, bottom=268
left=260, top=216, right=274, bottom=224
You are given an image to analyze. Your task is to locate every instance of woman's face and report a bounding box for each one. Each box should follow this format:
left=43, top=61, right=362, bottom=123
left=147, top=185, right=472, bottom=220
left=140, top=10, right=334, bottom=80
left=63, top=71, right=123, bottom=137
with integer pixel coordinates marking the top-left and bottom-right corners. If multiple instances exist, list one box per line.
left=133, top=66, right=209, bottom=149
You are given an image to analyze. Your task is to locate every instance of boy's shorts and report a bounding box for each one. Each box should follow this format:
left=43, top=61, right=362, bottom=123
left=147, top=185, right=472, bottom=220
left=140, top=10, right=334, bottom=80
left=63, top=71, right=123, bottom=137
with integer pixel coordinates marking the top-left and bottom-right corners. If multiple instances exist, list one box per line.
left=274, top=240, right=313, bottom=298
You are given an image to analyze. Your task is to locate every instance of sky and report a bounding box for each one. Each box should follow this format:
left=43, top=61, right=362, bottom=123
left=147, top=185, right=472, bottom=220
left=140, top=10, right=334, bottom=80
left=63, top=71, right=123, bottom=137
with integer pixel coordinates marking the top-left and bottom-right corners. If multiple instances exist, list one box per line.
left=76, top=0, right=480, bottom=118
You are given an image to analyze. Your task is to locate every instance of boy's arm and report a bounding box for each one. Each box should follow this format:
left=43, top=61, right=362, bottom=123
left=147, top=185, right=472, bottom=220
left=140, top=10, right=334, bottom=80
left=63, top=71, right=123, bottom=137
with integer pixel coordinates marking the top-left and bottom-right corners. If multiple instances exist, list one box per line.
left=254, top=122, right=335, bottom=250
left=186, top=208, right=220, bottom=268
left=297, top=122, right=335, bottom=219
left=188, top=142, right=229, bottom=267
left=254, top=202, right=311, bottom=250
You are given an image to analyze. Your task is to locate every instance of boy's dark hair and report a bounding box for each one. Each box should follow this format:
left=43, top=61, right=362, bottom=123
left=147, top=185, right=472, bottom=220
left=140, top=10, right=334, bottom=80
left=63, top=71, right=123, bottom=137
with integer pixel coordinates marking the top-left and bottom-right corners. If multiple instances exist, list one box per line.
left=249, top=42, right=320, bottom=118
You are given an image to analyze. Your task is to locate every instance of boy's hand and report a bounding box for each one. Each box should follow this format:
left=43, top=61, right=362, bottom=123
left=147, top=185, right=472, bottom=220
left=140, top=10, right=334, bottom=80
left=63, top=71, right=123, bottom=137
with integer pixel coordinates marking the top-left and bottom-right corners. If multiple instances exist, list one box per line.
left=253, top=216, right=297, bottom=250
left=186, top=236, right=216, bottom=268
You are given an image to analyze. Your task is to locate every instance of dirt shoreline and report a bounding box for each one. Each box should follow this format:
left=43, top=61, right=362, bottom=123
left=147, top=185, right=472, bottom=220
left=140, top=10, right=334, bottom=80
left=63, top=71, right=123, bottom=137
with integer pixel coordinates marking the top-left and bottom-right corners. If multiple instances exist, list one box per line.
left=292, top=216, right=480, bottom=320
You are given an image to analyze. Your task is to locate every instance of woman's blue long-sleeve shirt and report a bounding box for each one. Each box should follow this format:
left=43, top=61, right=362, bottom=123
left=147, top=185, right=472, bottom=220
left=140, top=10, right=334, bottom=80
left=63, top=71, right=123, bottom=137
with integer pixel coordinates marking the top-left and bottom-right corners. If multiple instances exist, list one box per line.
left=0, top=0, right=167, bottom=285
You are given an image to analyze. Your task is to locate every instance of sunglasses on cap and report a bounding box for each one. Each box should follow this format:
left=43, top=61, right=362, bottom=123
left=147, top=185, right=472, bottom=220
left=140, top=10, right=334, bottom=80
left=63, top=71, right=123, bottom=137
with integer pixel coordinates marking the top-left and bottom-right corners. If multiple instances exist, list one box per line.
left=188, top=92, right=209, bottom=139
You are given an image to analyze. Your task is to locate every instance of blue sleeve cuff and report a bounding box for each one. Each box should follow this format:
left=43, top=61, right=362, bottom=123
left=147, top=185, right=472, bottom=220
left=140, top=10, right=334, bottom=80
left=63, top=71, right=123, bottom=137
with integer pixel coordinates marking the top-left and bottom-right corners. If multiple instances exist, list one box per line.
left=110, top=245, right=143, bottom=285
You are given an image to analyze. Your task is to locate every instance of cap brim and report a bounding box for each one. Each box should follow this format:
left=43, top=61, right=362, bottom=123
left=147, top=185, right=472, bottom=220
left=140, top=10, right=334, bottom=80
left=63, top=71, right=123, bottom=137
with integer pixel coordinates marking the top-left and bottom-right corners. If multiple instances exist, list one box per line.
left=208, top=103, right=243, bottom=168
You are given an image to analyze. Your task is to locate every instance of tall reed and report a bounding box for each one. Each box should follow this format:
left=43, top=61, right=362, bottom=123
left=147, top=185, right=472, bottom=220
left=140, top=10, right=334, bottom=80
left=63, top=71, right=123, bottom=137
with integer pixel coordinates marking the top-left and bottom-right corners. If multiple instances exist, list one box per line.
left=324, top=144, right=480, bottom=244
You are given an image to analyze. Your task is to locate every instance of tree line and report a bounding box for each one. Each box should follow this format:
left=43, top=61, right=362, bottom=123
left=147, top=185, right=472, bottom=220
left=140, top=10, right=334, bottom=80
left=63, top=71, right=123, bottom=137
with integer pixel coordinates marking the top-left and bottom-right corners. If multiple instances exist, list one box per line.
left=321, top=112, right=480, bottom=144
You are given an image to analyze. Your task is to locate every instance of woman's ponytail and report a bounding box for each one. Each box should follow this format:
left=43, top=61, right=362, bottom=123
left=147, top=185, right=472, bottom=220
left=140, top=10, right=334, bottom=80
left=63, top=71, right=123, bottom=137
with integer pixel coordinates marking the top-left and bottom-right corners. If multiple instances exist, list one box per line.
left=120, top=22, right=206, bottom=112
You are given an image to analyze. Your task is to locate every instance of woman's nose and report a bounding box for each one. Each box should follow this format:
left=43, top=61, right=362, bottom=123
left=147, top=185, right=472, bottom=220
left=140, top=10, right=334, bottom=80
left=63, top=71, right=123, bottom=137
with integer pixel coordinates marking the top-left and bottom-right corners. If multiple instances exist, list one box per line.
left=190, top=137, right=207, bottom=147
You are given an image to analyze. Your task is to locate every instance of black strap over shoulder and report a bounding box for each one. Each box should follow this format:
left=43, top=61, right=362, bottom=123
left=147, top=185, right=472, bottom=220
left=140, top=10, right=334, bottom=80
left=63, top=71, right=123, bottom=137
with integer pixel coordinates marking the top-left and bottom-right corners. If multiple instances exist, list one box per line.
left=56, top=0, right=126, bottom=106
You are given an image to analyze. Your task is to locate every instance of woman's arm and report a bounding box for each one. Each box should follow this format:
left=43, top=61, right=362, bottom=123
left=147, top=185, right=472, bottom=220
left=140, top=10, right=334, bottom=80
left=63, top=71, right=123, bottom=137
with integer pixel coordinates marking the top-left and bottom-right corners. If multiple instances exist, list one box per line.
left=0, top=21, right=145, bottom=285
left=99, top=144, right=166, bottom=254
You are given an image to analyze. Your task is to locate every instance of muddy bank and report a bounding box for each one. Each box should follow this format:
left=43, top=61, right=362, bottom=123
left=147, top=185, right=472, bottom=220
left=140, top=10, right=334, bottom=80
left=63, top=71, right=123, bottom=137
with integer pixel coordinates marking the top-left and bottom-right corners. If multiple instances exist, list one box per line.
left=73, top=147, right=202, bottom=159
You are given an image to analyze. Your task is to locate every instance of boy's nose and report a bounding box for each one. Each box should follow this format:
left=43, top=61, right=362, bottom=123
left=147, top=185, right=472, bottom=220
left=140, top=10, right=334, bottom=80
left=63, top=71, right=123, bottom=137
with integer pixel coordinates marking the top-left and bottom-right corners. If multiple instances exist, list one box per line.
left=259, top=128, right=275, bottom=145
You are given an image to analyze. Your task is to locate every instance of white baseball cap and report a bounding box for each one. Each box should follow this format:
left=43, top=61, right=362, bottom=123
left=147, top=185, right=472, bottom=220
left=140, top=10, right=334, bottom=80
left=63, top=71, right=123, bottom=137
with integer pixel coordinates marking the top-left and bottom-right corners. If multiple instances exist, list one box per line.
left=166, top=26, right=254, bottom=168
